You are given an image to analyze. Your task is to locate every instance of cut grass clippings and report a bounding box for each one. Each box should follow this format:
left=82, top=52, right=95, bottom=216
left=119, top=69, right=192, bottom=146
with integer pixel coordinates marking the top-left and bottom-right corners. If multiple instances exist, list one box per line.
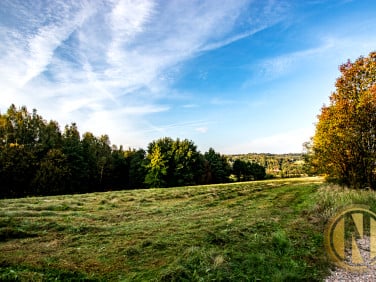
left=1, top=177, right=373, bottom=281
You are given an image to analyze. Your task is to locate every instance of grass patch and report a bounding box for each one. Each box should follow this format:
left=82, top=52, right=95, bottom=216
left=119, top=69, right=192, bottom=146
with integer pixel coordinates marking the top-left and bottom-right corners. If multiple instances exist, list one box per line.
left=0, top=262, right=97, bottom=281
left=1, top=177, right=374, bottom=280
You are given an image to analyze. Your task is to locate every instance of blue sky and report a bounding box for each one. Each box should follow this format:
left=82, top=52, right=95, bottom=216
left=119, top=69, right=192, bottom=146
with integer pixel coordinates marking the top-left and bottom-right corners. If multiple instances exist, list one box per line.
left=1, top=0, right=376, bottom=154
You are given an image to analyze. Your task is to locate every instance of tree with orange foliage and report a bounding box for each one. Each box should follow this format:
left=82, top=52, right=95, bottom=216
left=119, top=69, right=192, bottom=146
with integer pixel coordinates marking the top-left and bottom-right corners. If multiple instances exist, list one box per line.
left=311, top=52, right=376, bottom=189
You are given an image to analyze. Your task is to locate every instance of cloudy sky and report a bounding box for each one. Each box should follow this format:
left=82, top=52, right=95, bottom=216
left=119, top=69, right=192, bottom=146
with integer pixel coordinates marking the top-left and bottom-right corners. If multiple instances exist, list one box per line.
left=1, top=0, right=375, bottom=154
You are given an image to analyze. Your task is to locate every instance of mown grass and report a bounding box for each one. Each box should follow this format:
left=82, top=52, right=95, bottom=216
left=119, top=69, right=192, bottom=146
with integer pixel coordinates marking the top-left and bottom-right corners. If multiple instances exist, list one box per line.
left=1, top=177, right=375, bottom=281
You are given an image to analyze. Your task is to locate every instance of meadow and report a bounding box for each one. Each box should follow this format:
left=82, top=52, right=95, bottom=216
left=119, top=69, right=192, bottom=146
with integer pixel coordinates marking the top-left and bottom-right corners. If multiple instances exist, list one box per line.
left=1, top=177, right=376, bottom=281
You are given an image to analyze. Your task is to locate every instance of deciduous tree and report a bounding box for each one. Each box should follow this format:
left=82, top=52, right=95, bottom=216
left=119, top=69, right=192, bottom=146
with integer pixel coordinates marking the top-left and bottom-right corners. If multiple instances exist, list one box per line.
left=203, top=148, right=231, bottom=184
left=311, top=52, right=376, bottom=189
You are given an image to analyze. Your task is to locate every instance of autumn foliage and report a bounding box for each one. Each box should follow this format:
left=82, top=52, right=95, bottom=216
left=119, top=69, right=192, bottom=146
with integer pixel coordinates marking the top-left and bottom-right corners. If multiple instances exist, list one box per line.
left=311, top=52, right=376, bottom=189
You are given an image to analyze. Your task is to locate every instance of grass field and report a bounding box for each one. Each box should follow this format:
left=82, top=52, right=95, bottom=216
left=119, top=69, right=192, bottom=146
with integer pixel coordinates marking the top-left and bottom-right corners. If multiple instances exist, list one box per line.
left=1, top=177, right=376, bottom=281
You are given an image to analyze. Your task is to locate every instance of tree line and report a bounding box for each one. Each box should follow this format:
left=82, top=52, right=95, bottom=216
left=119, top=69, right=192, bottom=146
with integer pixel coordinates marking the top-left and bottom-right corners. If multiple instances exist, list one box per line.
left=0, top=105, right=265, bottom=198
left=228, top=153, right=306, bottom=178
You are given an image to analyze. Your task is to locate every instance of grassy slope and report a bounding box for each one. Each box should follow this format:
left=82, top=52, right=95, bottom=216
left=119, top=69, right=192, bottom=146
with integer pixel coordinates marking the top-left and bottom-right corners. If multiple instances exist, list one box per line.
left=0, top=177, right=347, bottom=281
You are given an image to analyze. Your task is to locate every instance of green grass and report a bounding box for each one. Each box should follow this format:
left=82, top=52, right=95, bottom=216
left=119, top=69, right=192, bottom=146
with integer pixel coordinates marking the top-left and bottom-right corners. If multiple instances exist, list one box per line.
left=1, top=177, right=375, bottom=281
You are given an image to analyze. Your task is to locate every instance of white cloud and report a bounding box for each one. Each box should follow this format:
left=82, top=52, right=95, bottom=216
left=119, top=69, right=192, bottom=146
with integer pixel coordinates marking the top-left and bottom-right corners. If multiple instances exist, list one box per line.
left=0, top=0, right=291, bottom=148
left=196, top=127, right=208, bottom=134
left=224, top=127, right=315, bottom=154
left=143, top=120, right=210, bottom=134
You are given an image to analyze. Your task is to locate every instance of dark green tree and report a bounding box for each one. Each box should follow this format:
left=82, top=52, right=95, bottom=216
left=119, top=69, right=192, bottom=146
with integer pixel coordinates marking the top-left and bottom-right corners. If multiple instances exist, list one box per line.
left=0, top=105, right=43, bottom=197
left=127, top=149, right=147, bottom=189
left=0, top=144, right=36, bottom=197
left=171, top=139, right=203, bottom=186
left=109, top=146, right=130, bottom=190
left=203, top=148, right=231, bottom=184
left=38, top=120, right=63, bottom=153
left=232, top=159, right=265, bottom=181
left=32, top=149, right=70, bottom=195
left=62, top=123, right=87, bottom=193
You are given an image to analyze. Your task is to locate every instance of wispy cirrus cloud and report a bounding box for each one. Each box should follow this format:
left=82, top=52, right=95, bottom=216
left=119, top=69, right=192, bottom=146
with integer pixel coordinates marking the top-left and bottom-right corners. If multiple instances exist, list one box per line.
left=0, top=1, right=95, bottom=89
left=0, top=0, right=289, bottom=147
left=256, top=39, right=336, bottom=80
left=244, top=20, right=376, bottom=88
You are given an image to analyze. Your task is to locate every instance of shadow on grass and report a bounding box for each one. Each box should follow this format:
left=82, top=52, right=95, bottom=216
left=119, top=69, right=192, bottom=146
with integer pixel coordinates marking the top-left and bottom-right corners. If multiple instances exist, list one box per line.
left=0, top=227, right=38, bottom=242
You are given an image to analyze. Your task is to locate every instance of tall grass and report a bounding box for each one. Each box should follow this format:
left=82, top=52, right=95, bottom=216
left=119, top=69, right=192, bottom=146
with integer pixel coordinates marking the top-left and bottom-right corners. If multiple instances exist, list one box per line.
left=310, top=184, right=376, bottom=223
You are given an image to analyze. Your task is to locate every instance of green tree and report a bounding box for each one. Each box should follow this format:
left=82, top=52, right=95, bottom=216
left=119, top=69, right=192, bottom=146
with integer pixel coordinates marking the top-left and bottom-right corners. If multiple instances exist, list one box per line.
left=97, top=135, right=112, bottom=188
left=0, top=105, right=43, bottom=147
left=247, top=162, right=266, bottom=180
left=204, top=148, right=231, bottom=184
left=171, top=139, right=203, bottom=186
left=62, top=123, right=87, bottom=193
left=0, top=105, right=44, bottom=197
left=0, top=144, right=36, bottom=197
left=232, top=159, right=265, bottom=181
left=82, top=132, right=99, bottom=188
left=81, top=133, right=113, bottom=190
left=109, top=146, right=131, bottom=190
left=233, top=159, right=246, bottom=181
left=127, top=149, right=147, bottom=189
left=311, top=52, right=376, bottom=189
left=32, top=149, right=70, bottom=195
left=38, top=120, right=63, bottom=153
left=145, top=138, right=204, bottom=187
left=145, top=144, right=168, bottom=188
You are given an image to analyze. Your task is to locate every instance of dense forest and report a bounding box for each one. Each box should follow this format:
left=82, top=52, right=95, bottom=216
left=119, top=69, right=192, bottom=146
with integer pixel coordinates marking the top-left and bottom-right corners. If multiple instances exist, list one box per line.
left=0, top=105, right=281, bottom=198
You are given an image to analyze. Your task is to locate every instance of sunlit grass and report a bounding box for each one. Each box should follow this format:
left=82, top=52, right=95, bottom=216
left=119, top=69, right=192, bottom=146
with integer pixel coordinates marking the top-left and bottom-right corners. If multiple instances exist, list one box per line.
left=0, top=177, right=363, bottom=281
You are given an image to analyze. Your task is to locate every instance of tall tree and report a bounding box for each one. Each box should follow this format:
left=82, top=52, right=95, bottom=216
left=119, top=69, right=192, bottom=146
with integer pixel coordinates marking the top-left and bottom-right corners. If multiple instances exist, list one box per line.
left=145, top=144, right=168, bottom=188
left=97, top=134, right=112, bottom=188
left=311, top=52, right=376, bottom=189
left=172, top=139, right=203, bottom=186
left=232, top=159, right=265, bottom=181
left=145, top=138, right=204, bottom=188
left=32, top=149, right=70, bottom=195
left=39, top=120, right=63, bottom=152
left=127, top=148, right=147, bottom=189
left=0, top=144, right=36, bottom=197
left=62, top=123, right=87, bottom=192
left=81, top=132, right=113, bottom=190
left=204, top=148, right=231, bottom=184
left=233, top=159, right=246, bottom=181
left=109, top=146, right=130, bottom=190
left=0, top=105, right=43, bottom=197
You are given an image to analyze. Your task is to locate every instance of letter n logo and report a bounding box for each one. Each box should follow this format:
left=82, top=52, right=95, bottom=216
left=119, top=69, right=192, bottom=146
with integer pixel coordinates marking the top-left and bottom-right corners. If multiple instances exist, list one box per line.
left=325, top=205, right=376, bottom=272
